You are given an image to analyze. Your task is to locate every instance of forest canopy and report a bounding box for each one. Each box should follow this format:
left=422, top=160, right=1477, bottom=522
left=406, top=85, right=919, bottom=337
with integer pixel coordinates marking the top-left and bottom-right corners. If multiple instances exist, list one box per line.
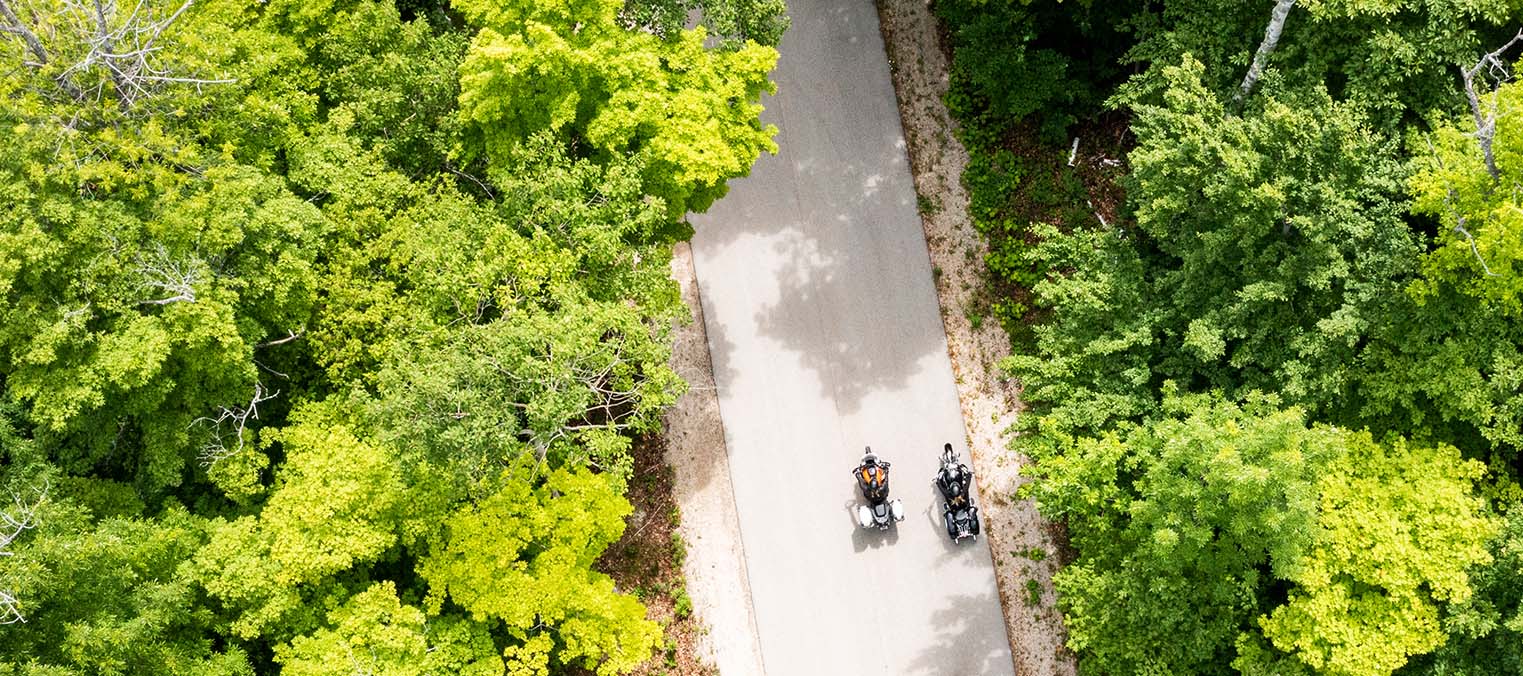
left=0, top=0, right=783, bottom=673
left=937, top=0, right=1523, bottom=673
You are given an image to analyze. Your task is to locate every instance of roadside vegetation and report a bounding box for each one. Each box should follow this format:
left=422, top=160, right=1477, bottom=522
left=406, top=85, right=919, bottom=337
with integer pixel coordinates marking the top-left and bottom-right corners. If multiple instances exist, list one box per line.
left=0, top=0, right=783, bottom=673
left=936, top=0, right=1523, bottom=673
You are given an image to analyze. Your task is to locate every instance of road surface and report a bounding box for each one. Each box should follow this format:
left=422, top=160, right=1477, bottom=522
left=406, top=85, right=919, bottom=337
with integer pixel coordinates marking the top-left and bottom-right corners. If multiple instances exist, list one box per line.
left=687, top=1, right=1017, bottom=674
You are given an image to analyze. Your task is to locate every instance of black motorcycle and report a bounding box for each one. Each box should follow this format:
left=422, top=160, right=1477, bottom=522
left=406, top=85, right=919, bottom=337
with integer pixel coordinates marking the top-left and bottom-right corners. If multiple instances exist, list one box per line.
left=852, top=447, right=905, bottom=530
left=935, top=443, right=980, bottom=542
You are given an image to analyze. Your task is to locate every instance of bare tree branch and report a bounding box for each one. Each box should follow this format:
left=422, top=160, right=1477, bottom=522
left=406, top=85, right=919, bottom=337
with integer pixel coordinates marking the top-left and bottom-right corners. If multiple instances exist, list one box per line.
left=1462, top=28, right=1523, bottom=182
left=0, top=0, right=50, bottom=65
left=1424, top=135, right=1503, bottom=277
left=0, top=481, right=48, bottom=626
left=194, top=382, right=279, bottom=466
left=18, top=0, right=231, bottom=108
left=140, top=0, right=191, bottom=54
left=1236, top=0, right=1296, bottom=105
left=133, top=243, right=200, bottom=306
left=255, top=329, right=303, bottom=349
left=1453, top=221, right=1499, bottom=276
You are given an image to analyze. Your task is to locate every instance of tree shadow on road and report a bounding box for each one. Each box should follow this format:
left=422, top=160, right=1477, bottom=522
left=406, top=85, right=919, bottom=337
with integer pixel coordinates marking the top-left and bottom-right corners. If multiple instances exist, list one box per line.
left=689, top=0, right=951, bottom=416
left=905, top=592, right=1017, bottom=676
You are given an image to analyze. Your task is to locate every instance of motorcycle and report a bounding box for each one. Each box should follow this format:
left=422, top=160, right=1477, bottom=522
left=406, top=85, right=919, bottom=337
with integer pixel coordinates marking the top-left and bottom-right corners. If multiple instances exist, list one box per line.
left=852, top=447, right=905, bottom=530
left=935, top=443, right=980, bottom=543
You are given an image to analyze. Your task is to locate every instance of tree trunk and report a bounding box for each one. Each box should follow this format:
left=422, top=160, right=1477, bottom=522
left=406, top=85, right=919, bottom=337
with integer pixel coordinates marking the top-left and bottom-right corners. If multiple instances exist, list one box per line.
left=0, top=0, right=49, bottom=66
left=1462, top=29, right=1523, bottom=182
left=1236, top=0, right=1296, bottom=105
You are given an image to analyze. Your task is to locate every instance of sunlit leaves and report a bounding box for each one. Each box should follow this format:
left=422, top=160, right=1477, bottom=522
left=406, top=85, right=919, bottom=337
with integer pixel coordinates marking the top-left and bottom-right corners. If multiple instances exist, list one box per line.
left=456, top=0, right=778, bottom=217
left=420, top=464, right=659, bottom=675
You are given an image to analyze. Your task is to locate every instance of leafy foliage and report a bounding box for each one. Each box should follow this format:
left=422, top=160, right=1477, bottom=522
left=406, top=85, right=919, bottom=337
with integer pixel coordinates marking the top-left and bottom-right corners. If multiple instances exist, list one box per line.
left=420, top=464, right=659, bottom=675
left=937, top=0, right=1523, bottom=673
left=0, top=0, right=782, bottom=673
left=1005, top=58, right=1418, bottom=441
left=1028, top=393, right=1496, bottom=676
left=937, top=0, right=1138, bottom=143
left=454, top=0, right=779, bottom=218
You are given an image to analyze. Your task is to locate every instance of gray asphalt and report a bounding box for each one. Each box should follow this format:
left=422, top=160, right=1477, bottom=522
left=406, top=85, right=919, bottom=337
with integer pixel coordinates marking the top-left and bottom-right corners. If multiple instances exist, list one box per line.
left=687, top=1, right=1017, bottom=674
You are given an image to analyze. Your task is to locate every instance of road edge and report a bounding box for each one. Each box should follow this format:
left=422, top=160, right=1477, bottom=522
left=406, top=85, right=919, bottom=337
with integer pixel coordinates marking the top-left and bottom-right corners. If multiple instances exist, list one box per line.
left=664, top=242, right=767, bottom=676
left=873, top=1, right=1080, bottom=673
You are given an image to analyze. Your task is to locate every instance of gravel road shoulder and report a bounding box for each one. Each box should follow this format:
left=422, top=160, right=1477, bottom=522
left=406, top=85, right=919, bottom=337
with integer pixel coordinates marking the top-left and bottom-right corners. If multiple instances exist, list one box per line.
left=874, top=1, right=1079, bottom=673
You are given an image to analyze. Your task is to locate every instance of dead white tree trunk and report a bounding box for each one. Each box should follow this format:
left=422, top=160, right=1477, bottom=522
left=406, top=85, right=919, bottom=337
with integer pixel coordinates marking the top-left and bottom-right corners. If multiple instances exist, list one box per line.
left=0, top=481, right=48, bottom=626
left=0, top=0, right=50, bottom=65
left=1462, top=29, right=1523, bottom=182
left=1236, top=0, right=1297, bottom=105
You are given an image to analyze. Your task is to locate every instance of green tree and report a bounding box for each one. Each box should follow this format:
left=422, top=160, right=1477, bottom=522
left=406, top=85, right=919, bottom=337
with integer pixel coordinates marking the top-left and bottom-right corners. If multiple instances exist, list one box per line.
left=190, top=407, right=408, bottom=640
left=1006, top=57, right=1418, bottom=440
left=1027, top=392, right=1496, bottom=675
left=454, top=0, right=779, bottom=217
left=623, top=0, right=789, bottom=47
left=1118, top=0, right=1521, bottom=123
left=1410, top=75, right=1523, bottom=315
left=1252, top=437, right=1497, bottom=676
left=0, top=1, right=785, bottom=672
left=275, top=582, right=501, bottom=676
left=419, top=463, right=659, bottom=675
left=0, top=500, right=252, bottom=675
left=1400, top=509, right=1523, bottom=675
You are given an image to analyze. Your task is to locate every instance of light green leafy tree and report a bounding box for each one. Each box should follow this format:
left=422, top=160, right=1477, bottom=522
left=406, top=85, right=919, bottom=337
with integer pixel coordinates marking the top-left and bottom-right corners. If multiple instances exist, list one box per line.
left=190, top=407, right=407, bottom=640
left=1410, top=75, right=1523, bottom=315
left=275, top=582, right=501, bottom=676
left=455, top=0, right=779, bottom=218
left=1400, top=508, right=1523, bottom=674
left=419, top=463, right=659, bottom=675
left=1252, top=437, right=1497, bottom=676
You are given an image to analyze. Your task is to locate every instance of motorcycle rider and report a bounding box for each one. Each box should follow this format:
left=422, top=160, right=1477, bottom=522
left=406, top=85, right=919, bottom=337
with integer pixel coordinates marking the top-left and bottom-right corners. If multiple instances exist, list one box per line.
left=938, top=443, right=972, bottom=506
left=854, top=448, right=891, bottom=502
left=937, top=442, right=980, bottom=541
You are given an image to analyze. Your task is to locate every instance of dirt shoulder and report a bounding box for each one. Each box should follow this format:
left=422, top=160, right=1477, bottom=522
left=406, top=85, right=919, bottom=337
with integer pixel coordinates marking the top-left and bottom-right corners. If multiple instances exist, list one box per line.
left=874, top=1, right=1079, bottom=673
left=657, top=242, right=766, bottom=676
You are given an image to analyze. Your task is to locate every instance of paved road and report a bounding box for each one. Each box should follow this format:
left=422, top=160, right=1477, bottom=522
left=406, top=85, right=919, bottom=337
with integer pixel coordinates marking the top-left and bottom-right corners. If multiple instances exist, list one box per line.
left=687, top=1, right=1016, bottom=674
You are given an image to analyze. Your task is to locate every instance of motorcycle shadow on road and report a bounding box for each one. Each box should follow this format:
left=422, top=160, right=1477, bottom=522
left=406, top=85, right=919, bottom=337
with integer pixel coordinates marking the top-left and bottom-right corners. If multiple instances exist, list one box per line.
left=921, top=483, right=979, bottom=562
left=846, top=500, right=899, bottom=551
